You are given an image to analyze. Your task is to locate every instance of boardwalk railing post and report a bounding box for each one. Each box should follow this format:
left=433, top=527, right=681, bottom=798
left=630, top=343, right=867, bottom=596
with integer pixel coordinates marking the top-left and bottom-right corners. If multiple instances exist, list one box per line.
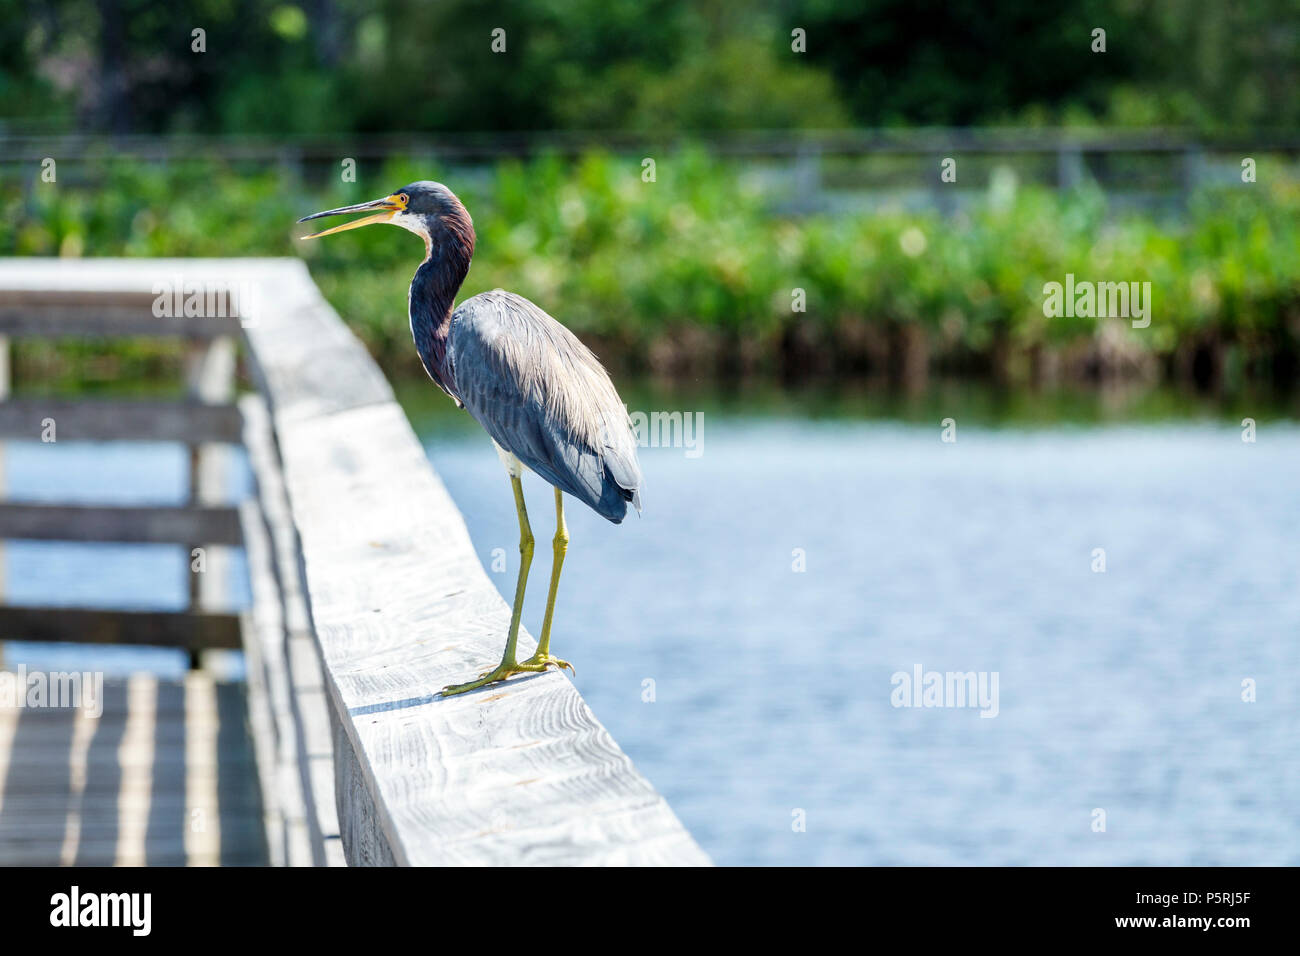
left=185, top=335, right=236, bottom=670
left=793, top=142, right=822, bottom=213
left=1182, top=145, right=1205, bottom=204
left=0, top=330, right=8, bottom=670
left=1057, top=145, right=1084, bottom=191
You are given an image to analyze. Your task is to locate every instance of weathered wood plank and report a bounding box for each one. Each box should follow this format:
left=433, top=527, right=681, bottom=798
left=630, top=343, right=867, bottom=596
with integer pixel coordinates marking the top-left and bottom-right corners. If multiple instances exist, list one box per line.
left=0, top=259, right=253, bottom=322
left=185, top=334, right=236, bottom=671
left=238, top=572, right=288, bottom=863
left=238, top=273, right=394, bottom=422
left=0, top=674, right=266, bottom=866
left=0, top=307, right=242, bottom=339
left=0, top=503, right=242, bottom=544
left=239, top=496, right=334, bottom=866
left=0, top=607, right=242, bottom=649
left=0, top=329, right=8, bottom=669
left=0, top=399, right=243, bottom=442
left=0, top=288, right=165, bottom=309
left=0, top=280, right=242, bottom=338
left=239, top=394, right=344, bottom=867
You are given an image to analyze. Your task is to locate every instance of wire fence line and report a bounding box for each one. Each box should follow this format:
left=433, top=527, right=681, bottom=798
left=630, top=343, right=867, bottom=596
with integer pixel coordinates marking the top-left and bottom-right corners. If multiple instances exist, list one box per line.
left=3, top=128, right=1299, bottom=213
left=4, top=127, right=1300, bottom=157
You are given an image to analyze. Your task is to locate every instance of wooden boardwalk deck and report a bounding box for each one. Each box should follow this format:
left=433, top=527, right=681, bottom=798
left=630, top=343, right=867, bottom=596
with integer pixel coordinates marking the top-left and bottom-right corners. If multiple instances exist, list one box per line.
left=0, top=673, right=266, bottom=866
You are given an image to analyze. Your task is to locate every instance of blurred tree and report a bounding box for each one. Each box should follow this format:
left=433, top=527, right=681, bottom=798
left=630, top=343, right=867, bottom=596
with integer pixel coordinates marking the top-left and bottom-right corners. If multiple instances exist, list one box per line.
left=1103, top=0, right=1300, bottom=130
left=787, top=0, right=1128, bottom=125
left=339, top=0, right=846, bottom=131
left=788, top=0, right=1300, bottom=130
left=0, top=0, right=1295, bottom=134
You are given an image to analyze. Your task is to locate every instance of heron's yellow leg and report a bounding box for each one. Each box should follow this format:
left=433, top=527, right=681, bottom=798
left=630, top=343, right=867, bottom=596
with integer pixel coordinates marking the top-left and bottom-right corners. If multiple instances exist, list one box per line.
left=441, top=474, right=551, bottom=696
left=521, top=488, right=574, bottom=675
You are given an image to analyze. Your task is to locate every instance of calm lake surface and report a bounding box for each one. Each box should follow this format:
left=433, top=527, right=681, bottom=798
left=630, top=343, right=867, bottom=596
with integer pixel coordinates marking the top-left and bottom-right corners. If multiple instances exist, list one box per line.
left=6, top=380, right=1298, bottom=865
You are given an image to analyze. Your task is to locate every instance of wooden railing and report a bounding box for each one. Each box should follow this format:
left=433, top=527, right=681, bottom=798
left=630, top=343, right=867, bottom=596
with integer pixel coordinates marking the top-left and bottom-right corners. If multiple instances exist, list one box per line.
left=0, top=281, right=244, bottom=664
left=0, top=258, right=708, bottom=866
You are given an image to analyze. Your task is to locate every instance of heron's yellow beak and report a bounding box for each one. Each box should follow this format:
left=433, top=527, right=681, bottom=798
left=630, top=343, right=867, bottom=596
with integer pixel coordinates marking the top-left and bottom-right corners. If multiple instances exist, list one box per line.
left=297, top=194, right=407, bottom=239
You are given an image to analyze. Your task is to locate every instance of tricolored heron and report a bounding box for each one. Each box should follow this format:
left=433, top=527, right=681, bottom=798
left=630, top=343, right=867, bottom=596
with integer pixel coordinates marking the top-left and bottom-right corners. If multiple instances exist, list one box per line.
left=299, top=182, right=642, bottom=696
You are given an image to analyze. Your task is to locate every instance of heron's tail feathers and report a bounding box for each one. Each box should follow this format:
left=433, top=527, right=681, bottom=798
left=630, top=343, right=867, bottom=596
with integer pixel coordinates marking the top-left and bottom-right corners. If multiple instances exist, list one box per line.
left=602, top=440, right=643, bottom=521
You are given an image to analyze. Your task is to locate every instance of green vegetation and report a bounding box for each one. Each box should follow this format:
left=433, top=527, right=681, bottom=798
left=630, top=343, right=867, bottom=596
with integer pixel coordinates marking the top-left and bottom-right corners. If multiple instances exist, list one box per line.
left=2, top=153, right=1298, bottom=386
left=3, top=0, right=1295, bottom=135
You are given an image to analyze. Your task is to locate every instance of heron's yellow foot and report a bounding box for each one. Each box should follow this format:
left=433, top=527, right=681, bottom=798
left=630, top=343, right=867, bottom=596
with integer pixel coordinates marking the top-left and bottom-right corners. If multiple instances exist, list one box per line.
left=440, top=659, right=550, bottom=697
left=440, top=653, right=575, bottom=696
left=520, top=652, right=574, bottom=676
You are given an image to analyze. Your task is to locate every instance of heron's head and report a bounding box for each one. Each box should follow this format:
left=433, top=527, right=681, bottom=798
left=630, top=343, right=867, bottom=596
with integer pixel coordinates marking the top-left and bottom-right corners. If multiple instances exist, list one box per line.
left=298, top=181, right=473, bottom=251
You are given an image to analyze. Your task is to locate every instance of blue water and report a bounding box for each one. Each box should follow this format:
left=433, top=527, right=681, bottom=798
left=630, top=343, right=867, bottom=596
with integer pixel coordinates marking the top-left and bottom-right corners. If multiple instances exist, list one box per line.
left=5, top=414, right=1297, bottom=865
left=418, top=417, right=1300, bottom=865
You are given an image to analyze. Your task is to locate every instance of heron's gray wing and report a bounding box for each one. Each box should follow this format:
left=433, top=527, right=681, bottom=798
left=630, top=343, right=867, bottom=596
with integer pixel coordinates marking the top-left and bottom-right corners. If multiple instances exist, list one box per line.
left=449, top=290, right=642, bottom=523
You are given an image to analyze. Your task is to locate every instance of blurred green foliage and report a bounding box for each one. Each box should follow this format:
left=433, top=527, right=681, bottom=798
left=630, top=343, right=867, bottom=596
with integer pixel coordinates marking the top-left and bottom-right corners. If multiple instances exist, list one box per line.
left=2, top=153, right=1296, bottom=381
left=1, top=0, right=1295, bottom=135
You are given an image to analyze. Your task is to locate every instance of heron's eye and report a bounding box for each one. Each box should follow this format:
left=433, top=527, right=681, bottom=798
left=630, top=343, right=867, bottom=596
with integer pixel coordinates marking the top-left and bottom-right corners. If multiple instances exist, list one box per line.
left=399, top=193, right=409, bottom=205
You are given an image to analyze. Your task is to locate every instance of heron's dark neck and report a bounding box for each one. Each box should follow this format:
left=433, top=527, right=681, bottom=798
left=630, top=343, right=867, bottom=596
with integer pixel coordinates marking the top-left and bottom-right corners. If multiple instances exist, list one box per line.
left=409, top=206, right=475, bottom=391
